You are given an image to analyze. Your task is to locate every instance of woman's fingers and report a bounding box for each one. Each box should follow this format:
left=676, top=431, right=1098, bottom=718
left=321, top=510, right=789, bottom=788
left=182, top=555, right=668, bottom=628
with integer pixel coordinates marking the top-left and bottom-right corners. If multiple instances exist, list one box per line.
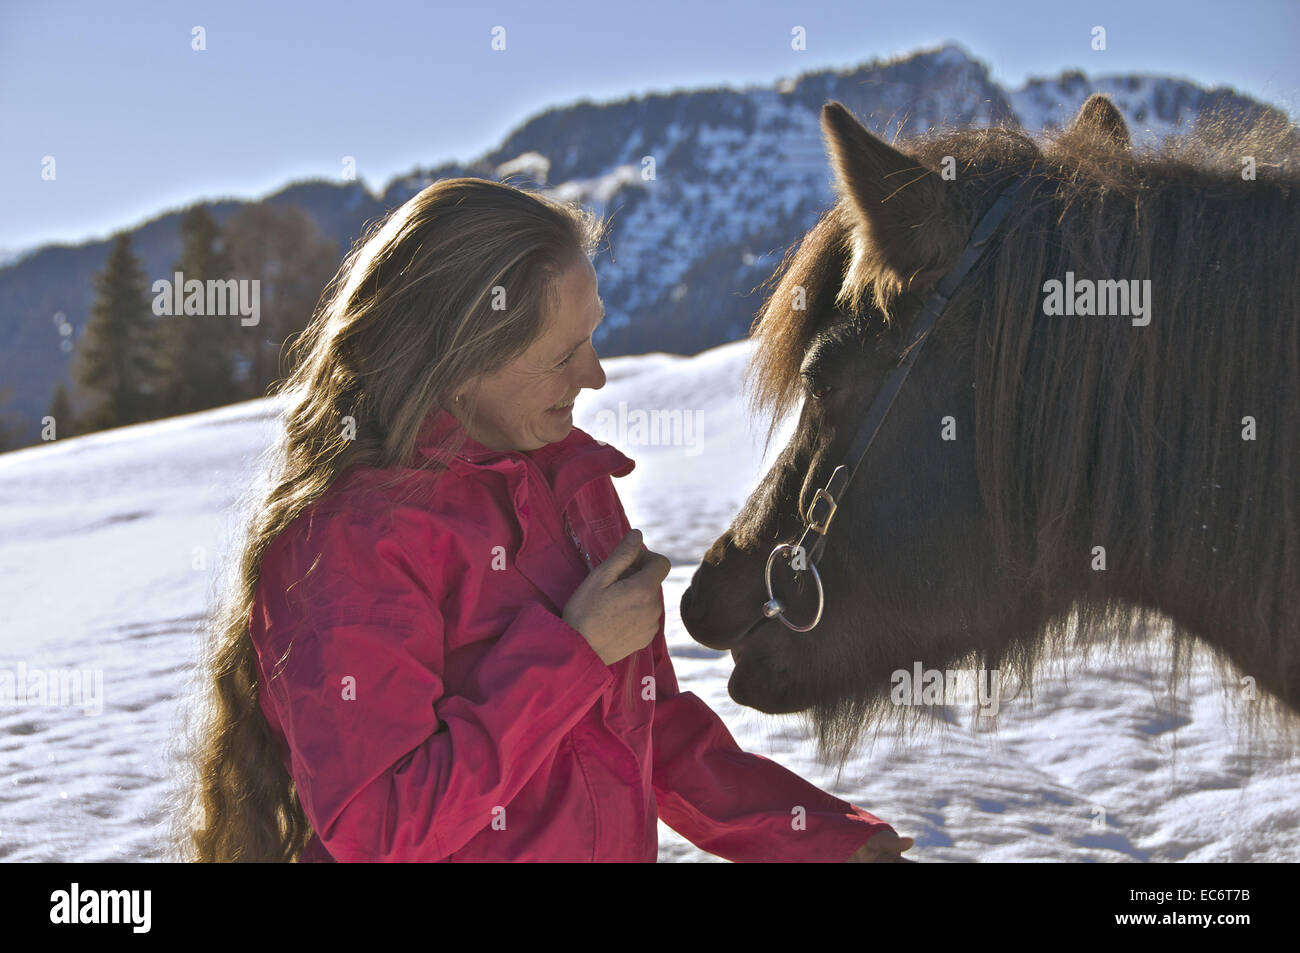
left=848, top=831, right=915, bottom=862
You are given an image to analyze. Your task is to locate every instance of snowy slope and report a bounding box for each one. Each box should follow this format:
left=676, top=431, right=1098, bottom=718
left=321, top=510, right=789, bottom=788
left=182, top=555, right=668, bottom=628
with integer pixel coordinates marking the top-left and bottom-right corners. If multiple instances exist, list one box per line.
left=1, top=341, right=1296, bottom=862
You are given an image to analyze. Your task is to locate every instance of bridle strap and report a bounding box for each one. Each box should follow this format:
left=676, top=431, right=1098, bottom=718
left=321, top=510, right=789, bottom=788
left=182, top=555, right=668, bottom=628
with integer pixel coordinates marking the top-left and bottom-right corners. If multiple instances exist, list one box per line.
left=792, top=175, right=1032, bottom=568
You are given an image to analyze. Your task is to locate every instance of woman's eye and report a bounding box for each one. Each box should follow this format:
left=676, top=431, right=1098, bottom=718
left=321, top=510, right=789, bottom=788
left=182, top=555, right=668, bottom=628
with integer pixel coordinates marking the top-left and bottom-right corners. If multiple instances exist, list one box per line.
left=556, top=353, right=573, bottom=368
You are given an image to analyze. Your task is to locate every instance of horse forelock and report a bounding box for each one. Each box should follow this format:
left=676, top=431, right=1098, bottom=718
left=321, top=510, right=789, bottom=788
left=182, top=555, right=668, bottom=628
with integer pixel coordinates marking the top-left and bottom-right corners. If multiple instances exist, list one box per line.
left=745, top=204, right=857, bottom=446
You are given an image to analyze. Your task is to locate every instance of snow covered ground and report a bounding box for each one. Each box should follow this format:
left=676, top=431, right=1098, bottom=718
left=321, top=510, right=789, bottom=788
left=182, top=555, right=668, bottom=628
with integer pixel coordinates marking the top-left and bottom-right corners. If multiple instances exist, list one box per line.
left=1, top=339, right=1296, bottom=862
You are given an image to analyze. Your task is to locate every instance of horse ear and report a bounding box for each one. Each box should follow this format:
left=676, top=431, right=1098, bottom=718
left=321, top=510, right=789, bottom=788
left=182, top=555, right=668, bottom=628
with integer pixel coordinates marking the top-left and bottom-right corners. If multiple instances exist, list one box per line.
left=1066, top=94, right=1131, bottom=149
left=819, top=101, right=962, bottom=287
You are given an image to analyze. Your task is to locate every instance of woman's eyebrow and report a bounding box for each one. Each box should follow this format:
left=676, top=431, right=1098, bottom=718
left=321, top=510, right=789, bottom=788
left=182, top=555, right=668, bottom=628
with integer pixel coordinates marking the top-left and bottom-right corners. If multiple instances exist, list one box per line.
left=554, top=300, right=606, bottom=361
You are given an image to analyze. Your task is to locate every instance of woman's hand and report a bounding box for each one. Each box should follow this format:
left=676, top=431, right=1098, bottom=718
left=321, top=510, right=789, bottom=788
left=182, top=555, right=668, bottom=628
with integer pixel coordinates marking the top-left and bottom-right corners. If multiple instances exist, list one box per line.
left=563, top=529, right=671, bottom=665
left=846, top=829, right=916, bottom=862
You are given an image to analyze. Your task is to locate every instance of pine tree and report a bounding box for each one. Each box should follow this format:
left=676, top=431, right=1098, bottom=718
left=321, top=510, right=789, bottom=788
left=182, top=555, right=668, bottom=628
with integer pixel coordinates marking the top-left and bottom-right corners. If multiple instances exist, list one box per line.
left=223, top=203, right=338, bottom=400
left=73, top=233, right=158, bottom=431
left=0, top=385, right=23, bottom=452
left=44, top=380, right=76, bottom=440
left=155, top=204, right=242, bottom=416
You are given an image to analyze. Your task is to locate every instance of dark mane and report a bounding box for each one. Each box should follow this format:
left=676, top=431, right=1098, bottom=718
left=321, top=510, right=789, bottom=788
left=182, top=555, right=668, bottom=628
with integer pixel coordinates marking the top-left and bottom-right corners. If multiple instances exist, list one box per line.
left=749, top=109, right=1299, bottom=425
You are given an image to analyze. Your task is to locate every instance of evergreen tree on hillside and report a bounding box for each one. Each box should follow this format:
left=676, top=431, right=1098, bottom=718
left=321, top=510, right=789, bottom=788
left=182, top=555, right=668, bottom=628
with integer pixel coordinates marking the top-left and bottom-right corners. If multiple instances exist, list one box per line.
left=0, top=385, right=23, bottom=452
left=45, top=380, right=77, bottom=440
left=155, top=204, right=242, bottom=416
left=73, top=233, right=158, bottom=431
left=223, top=203, right=339, bottom=400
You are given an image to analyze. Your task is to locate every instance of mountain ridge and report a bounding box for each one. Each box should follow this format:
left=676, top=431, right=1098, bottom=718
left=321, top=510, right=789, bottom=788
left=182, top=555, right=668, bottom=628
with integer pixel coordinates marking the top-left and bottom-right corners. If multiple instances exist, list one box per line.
left=1, top=42, right=1289, bottom=449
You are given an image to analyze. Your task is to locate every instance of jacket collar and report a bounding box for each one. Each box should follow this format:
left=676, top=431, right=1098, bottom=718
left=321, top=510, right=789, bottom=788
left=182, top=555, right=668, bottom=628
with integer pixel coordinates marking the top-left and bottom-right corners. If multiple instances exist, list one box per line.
left=412, top=408, right=635, bottom=616
left=413, top=408, right=635, bottom=506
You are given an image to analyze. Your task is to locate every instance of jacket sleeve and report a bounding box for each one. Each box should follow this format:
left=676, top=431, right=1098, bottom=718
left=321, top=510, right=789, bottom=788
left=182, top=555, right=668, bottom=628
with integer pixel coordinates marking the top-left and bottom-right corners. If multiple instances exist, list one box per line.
left=251, top=511, right=613, bottom=862
left=647, top=621, right=896, bottom=862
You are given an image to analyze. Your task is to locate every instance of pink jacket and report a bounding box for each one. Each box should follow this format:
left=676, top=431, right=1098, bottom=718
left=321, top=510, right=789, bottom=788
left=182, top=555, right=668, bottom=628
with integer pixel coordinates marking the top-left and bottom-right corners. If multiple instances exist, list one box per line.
left=249, top=408, right=895, bottom=861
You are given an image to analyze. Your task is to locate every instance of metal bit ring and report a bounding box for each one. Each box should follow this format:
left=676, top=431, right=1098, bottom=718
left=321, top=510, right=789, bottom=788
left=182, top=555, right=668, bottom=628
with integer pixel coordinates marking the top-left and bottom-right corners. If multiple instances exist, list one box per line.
left=761, top=542, right=824, bottom=632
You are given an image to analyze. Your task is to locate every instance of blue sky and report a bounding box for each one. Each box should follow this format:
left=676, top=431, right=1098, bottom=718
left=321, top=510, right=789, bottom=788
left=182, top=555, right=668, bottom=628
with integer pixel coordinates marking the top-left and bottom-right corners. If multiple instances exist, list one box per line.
left=3, top=0, right=1297, bottom=254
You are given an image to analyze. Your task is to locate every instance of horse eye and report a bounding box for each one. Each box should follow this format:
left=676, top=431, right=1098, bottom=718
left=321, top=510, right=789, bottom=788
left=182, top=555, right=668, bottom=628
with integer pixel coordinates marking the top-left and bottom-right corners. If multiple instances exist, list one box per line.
left=809, top=383, right=833, bottom=401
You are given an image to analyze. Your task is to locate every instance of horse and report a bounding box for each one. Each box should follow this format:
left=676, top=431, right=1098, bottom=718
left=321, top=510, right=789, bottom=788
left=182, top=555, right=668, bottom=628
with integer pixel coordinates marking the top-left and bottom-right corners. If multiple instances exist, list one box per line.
left=679, top=94, right=1300, bottom=763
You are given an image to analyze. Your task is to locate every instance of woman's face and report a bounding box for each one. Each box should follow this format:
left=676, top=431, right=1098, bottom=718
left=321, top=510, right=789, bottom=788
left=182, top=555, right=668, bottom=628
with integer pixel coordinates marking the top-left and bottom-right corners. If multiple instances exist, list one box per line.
left=452, top=254, right=607, bottom=452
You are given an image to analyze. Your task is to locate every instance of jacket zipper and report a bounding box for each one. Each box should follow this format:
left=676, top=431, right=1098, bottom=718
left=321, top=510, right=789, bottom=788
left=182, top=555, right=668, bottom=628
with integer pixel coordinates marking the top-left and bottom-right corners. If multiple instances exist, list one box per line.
left=564, top=514, right=596, bottom=571
left=519, top=454, right=594, bottom=578
left=520, top=453, right=632, bottom=857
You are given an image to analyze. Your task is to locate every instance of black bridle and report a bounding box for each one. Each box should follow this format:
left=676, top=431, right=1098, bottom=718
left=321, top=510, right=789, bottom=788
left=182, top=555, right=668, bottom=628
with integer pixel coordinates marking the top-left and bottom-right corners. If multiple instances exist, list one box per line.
left=762, top=175, right=1031, bottom=632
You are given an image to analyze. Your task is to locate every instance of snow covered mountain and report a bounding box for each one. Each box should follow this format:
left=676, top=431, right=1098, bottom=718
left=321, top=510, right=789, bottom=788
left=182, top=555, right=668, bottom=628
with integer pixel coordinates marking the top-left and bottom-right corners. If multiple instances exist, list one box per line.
left=1, top=341, right=1296, bottom=862
left=383, top=42, right=1282, bottom=357
left=2, top=42, right=1288, bottom=450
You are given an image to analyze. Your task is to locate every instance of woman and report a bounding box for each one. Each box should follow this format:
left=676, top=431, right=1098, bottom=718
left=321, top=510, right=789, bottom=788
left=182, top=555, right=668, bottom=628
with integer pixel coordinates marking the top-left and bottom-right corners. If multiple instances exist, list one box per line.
left=174, top=177, right=913, bottom=862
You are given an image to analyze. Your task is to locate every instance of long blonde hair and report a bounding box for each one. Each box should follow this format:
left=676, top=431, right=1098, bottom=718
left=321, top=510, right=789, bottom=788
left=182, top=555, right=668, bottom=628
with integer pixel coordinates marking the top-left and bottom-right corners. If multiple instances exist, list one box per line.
left=169, top=178, right=608, bottom=861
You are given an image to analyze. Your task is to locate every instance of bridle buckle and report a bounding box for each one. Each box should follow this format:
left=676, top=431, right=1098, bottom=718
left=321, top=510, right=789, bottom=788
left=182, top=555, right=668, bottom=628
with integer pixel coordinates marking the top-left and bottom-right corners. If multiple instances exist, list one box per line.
left=806, top=489, right=838, bottom=535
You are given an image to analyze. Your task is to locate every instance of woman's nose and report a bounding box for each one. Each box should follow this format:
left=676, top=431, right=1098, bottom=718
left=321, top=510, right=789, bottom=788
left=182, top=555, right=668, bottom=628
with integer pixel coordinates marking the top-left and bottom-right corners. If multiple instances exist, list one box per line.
left=581, top=347, right=606, bottom=390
